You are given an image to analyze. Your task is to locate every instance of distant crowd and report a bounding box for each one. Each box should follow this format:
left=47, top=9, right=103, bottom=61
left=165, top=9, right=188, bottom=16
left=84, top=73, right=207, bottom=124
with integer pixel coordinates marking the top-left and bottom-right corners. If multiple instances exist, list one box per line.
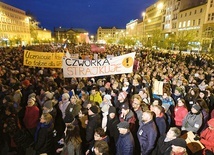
left=0, top=44, right=214, bottom=155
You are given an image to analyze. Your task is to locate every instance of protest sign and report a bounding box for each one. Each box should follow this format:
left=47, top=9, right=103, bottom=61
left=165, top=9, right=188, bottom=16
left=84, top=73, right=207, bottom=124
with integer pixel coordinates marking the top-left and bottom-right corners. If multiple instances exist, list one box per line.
left=153, top=80, right=164, bottom=95
left=23, top=50, right=64, bottom=68
left=180, top=131, right=204, bottom=154
left=63, top=52, right=136, bottom=78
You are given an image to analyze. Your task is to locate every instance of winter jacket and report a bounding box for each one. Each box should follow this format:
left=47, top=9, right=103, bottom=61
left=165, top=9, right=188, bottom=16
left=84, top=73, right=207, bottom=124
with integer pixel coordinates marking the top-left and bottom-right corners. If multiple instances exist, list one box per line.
left=89, top=92, right=102, bottom=104
left=137, top=120, right=158, bottom=155
left=182, top=111, right=203, bottom=133
left=23, top=105, right=40, bottom=129
left=174, top=106, right=188, bottom=127
left=200, top=127, right=214, bottom=153
left=116, top=131, right=135, bottom=155
left=86, top=114, right=101, bottom=143
left=34, top=122, right=54, bottom=155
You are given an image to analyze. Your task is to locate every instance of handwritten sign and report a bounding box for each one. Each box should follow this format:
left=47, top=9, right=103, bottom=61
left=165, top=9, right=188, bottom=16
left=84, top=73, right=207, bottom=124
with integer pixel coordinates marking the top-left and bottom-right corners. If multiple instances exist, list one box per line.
left=63, top=52, right=136, bottom=78
left=23, top=50, right=64, bottom=68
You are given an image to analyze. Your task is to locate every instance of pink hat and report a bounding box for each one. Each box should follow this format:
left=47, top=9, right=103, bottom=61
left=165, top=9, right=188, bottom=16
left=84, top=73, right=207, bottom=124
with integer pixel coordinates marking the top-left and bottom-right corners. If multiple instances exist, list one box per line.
left=119, top=91, right=127, bottom=99
left=208, top=118, right=214, bottom=128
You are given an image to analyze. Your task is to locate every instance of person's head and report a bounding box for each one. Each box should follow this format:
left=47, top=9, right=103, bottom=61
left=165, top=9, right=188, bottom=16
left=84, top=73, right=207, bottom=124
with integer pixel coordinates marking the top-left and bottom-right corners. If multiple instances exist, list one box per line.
left=78, top=107, right=88, bottom=118
left=118, top=91, right=127, bottom=101
left=27, top=97, right=36, bottom=107
left=191, top=104, right=201, bottom=114
left=207, top=118, right=214, bottom=130
left=177, top=98, right=186, bottom=107
left=88, top=105, right=99, bottom=115
left=43, top=100, right=53, bottom=111
left=108, top=106, right=116, bottom=119
left=40, top=113, right=53, bottom=124
left=62, top=93, right=70, bottom=102
left=171, top=138, right=187, bottom=153
left=70, top=95, right=78, bottom=104
left=5, top=103, right=16, bottom=115
left=94, top=127, right=106, bottom=141
left=151, top=105, right=163, bottom=117
left=166, top=127, right=181, bottom=140
left=121, top=103, right=129, bottom=116
left=63, top=85, right=70, bottom=93
left=65, top=124, right=81, bottom=144
left=22, top=79, right=30, bottom=88
left=132, top=97, right=141, bottom=111
left=91, top=86, right=99, bottom=95
left=94, top=140, right=109, bottom=155
left=142, top=110, right=154, bottom=123
left=117, top=121, right=129, bottom=135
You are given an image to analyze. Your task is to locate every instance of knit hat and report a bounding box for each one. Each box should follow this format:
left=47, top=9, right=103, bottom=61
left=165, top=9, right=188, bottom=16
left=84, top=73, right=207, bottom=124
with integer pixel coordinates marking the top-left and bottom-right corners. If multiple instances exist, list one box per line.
left=192, top=104, right=201, bottom=112
left=104, top=94, right=112, bottom=101
left=119, top=91, right=127, bottom=100
left=64, top=113, right=74, bottom=123
left=62, top=93, right=70, bottom=100
left=99, top=87, right=106, bottom=93
left=124, top=81, right=129, bottom=86
left=117, top=121, right=129, bottom=129
left=171, top=138, right=186, bottom=148
left=175, top=87, right=183, bottom=93
left=22, top=79, right=30, bottom=87
left=89, top=105, right=99, bottom=114
left=208, top=118, right=214, bottom=128
left=28, top=93, right=36, bottom=99
left=43, top=100, right=53, bottom=109
left=121, top=103, right=129, bottom=110
left=108, top=106, right=116, bottom=114
left=45, top=91, right=53, bottom=100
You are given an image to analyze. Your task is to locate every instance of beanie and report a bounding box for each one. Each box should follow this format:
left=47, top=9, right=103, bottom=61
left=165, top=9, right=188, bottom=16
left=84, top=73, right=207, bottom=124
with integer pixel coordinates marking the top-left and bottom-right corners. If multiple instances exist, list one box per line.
left=119, top=91, right=127, bottom=100
left=108, top=106, right=116, bottom=114
left=104, top=94, right=112, bottom=101
left=89, top=105, right=99, bottom=114
left=44, top=100, right=53, bottom=109
left=117, top=121, right=129, bottom=129
left=99, top=87, right=106, bottom=93
left=208, top=118, right=214, bottom=128
left=45, top=91, right=53, bottom=100
left=192, top=104, right=201, bottom=112
left=62, top=93, right=70, bottom=100
left=171, top=138, right=186, bottom=148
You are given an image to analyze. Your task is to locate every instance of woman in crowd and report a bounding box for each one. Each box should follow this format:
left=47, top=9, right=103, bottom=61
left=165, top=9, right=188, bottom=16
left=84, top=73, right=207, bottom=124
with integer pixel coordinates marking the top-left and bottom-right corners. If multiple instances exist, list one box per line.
left=56, top=124, right=82, bottom=155
left=34, top=113, right=54, bottom=155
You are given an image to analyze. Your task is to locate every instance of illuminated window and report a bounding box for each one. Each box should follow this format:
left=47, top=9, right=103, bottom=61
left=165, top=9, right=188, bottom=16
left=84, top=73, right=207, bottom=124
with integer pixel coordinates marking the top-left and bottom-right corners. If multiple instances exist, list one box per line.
left=187, top=20, right=191, bottom=27
left=179, top=22, right=182, bottom=28
left=183, top=21, right=186, bottom=27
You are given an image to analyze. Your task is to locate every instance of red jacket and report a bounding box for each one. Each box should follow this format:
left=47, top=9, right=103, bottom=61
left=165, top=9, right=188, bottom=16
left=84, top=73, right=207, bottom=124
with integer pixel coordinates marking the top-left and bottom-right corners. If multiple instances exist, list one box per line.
left=174, top=106, right=188, bottom=126
left=200, top=127, right=214, bottom=153
left=23, top=106, right=40, bottom=129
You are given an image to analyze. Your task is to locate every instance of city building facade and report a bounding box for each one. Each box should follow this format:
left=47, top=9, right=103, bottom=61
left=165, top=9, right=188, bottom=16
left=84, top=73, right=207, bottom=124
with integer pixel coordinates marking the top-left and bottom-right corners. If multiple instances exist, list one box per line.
left=96, top=26, right=125, bottom=44
left=0, top=2, right=31, bottom=46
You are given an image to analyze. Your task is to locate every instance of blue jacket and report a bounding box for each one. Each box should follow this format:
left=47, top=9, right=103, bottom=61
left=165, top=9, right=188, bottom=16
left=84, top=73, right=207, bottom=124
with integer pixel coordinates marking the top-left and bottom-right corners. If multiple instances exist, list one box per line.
left=116, top=131, right=135, bottom=155
left=137, top=120, right=157, bottom=155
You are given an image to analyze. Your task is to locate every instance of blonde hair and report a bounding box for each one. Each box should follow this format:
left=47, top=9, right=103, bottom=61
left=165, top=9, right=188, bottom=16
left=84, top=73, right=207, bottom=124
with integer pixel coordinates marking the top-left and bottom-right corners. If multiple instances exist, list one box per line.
left=42, top=113, right=53, bottom=124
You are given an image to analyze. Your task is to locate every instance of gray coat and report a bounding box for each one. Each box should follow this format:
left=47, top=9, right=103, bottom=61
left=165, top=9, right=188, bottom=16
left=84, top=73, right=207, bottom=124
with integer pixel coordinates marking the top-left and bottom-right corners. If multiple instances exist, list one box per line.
left=182, top=111, right=203, bottom=133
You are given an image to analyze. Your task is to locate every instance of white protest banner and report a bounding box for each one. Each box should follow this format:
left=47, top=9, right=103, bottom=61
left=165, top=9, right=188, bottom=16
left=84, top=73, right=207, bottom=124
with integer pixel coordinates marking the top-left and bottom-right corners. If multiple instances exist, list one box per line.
left=63, top=52, right=136, bottom=78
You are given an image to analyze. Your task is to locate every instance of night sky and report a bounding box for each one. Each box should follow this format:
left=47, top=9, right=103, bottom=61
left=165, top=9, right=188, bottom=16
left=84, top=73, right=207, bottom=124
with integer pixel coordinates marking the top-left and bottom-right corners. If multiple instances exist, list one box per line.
left=3, top=0, right=157, bottom=34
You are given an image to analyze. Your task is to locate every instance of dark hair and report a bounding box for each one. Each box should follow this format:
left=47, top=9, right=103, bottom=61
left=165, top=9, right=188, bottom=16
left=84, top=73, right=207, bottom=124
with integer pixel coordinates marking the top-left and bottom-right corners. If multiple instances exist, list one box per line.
left=94, top=140, right=109, bottom=155
left=95, top=127, right=106, bottom=137
left=65, top=124, right=82, bottom=147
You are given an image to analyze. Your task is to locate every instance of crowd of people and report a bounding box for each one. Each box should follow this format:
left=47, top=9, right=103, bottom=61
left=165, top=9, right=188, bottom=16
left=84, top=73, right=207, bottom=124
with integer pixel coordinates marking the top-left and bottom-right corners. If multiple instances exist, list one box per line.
left=0, top=44, right=214, bottom=155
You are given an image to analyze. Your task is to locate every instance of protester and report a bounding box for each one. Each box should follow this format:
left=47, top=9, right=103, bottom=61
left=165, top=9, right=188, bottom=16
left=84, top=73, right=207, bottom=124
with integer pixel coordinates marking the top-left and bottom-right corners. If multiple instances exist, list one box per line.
left=116, top=121, right=135, bottom=155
